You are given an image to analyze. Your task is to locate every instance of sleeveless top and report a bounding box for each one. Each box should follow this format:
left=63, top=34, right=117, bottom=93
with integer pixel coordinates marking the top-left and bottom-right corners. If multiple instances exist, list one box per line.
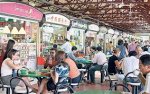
left=1, top=58, right=13, bottom=76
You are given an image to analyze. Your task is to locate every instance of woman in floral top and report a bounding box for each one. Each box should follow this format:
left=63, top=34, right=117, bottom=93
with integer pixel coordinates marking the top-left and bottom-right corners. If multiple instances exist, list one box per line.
left=37, top=51, right=69, bottom=94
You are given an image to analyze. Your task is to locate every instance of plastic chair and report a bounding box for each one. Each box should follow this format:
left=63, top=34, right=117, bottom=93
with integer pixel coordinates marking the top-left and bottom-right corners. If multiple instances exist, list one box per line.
left=53, top=77, right=74, bottom=94
left=100, top=62, right=108, bottom=83
left=0, top=77, right=11, bottom=94
left=124, top=71, right=141, bottom=94
left=103, top=65, right=118, bottom=88
left=109, top=83, right=130, bottom=92
left=70, top=73, right=82, bottom=88
left=78, top=68, right=87, bottom=82
left=55, top=84, right=74, bottom=94
left=10, top=77, right=32, bottom=94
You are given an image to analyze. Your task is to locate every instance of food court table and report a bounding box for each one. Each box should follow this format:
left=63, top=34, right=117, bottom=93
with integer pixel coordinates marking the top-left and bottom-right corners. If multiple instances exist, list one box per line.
left=19, top=71, right=50, bottom=86
left=19, top=73, right=49, bottom=78
left=76, top=59, right=93, bottom=64
left=74, top=90, right=123, bottom=94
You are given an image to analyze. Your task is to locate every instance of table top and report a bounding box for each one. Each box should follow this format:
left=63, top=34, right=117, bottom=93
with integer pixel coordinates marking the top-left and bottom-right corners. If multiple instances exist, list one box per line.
left=19, top=73, right=49, bottom=78
left=74, top=90, right=122, bottom=94
left=76, top=59, right=93, bottom=64
left=106, top=55, right=112, bottom=58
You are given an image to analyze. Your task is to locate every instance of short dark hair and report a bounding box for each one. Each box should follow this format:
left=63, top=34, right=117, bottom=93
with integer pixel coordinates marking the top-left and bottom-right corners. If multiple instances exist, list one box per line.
left=142, top=46, right=148, bottom=51
left=64, top=38, right=69, bottom=41
left=140, top=54, right=150, bottom=65
left=53, top=44, right=57, bottom=49
left=118, top=39, right=124, bottom=45
left=72, top=46, right=77, bottom=51
left=7, top=49, right=18, bottom=60
left=128, top=51, right=137, bottom=57
left=50, top=48, right=57, bottom=52
left=91, top=46, right=96, bottom=51
left=97, top=46, right=102, bottom=51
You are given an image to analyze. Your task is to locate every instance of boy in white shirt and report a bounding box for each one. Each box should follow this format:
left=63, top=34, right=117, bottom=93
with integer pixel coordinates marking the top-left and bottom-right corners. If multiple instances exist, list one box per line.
left=139, top=54, right=150, bottom=94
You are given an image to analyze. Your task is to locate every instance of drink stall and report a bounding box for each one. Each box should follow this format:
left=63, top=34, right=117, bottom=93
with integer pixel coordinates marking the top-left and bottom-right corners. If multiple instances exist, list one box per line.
left=41, top=13, right=70, bottom=56
left=86, top=24, right=100, bottom=46
left=67, top=19, right=87, bottom=50
left=0, top=2, right=43, bottom=70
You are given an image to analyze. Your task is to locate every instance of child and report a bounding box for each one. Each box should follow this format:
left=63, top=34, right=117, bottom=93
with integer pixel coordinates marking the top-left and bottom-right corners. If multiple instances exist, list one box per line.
left=139, top=54, right=150, bottom=94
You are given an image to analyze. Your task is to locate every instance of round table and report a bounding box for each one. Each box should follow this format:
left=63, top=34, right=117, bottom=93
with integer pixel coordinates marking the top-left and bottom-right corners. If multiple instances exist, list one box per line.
left=74, top=90, right=122, bottom=94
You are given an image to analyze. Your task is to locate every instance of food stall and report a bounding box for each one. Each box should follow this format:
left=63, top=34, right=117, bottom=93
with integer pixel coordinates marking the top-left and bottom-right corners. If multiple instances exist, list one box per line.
left=67, top=19, right=87, bottom=50
left=105, top=28, right=115, bottom=54
left=97, top=26, right=108, bottom=50
left=86, top=24, right=100, bottom=46
left=41, top=13, right=70, bottom=56
left=113, top=30, right=120, bottom=46
left=0, top=2, right=43, bottom=70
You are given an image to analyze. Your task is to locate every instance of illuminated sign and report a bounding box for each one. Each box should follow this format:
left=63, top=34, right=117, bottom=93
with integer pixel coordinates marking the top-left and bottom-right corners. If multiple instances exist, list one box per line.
left=0, top=2, right=43, bottom=21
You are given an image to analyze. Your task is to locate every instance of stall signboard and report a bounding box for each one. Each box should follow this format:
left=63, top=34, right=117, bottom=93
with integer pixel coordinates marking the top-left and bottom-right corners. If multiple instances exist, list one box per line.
left=86, top=31, right=97, bottom=37
left=0, top=2, right=43, bottom=21
left=88, top=24, right=99, bottom=32
left=71, top=20, right=87, bottom=30
left=45, top=14, right=70, bottom=26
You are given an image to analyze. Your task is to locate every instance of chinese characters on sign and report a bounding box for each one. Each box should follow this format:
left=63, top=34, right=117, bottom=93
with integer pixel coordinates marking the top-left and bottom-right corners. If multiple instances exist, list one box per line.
left=45, top=14, right=70, bottom=26
left=0, top=2, right=43, bottom=21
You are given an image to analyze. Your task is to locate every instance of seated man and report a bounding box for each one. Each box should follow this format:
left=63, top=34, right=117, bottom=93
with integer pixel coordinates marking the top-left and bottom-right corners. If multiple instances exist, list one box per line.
left=67, top=46, right=78, bottom=62
left=44, top=48, right=57, bottom=69
left=118, top=51, right=139, bottom=81
left=139, top=54, right=150, bottom=94
left=88, top=46, right=107, bottom=84
left=67, top=46, right=85, bottom=69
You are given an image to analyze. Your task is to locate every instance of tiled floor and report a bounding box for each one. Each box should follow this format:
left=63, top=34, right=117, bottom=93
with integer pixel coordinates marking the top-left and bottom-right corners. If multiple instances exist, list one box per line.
left=0, top=72, right=113, bottom=94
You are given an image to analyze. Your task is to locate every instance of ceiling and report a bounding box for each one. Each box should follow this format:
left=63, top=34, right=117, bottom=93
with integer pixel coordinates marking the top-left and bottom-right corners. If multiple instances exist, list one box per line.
left=7, top=0, right=150, bottom=33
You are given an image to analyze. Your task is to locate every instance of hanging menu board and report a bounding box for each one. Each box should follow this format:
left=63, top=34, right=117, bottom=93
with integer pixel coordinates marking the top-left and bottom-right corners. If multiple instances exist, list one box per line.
left=14, top=43, right=36, bottom=70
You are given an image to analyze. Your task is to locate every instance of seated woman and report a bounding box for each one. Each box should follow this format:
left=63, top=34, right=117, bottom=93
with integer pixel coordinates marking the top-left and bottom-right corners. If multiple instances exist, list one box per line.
left=64, top=52, right=81, bottom=85
left=108, top=48, right=122, bottom=75
left=1, top=49, right=36, bottom=91
left=37, top=51, right=70, bottom=94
